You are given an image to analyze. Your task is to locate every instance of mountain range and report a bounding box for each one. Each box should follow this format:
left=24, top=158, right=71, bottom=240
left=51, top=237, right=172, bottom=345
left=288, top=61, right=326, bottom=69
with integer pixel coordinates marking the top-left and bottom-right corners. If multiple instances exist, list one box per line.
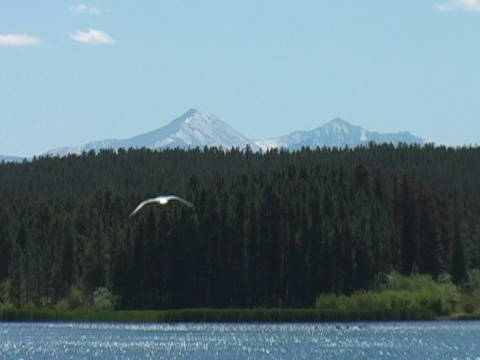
left=1, top=109, right=427, bottom=161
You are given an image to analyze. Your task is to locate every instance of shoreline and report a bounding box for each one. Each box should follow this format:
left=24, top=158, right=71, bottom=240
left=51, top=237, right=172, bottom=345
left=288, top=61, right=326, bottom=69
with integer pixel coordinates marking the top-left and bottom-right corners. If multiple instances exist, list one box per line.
left=0, top=307, right=459, bottom=323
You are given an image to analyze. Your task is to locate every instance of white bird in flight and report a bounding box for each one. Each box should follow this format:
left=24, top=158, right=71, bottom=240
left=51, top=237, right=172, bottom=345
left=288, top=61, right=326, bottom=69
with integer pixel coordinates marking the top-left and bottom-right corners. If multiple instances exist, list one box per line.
left=130, top=195, right=194, bottom=217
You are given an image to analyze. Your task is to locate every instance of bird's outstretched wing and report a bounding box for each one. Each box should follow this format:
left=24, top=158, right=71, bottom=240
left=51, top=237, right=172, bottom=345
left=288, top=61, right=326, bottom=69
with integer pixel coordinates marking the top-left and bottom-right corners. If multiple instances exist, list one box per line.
left=129, top=198, right=156, bottom=217
left=167, top=195, right=194, bottom=208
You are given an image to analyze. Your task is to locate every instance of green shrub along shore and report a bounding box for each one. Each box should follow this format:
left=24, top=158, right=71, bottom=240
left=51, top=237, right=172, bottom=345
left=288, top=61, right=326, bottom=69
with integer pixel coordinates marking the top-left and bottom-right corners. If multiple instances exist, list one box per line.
left=0, top=307, right=436, bottom=323
left=1, top=272, right=479, bottom=323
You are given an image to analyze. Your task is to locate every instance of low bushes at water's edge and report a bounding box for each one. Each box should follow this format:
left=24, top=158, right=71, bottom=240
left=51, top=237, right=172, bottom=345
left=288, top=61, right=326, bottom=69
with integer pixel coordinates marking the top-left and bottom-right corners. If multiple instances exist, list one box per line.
left=0, top=307, right=435, bottom=323
left=2, top=271, right=479, bottom=323
left=314, top=271, right=480, bottom=319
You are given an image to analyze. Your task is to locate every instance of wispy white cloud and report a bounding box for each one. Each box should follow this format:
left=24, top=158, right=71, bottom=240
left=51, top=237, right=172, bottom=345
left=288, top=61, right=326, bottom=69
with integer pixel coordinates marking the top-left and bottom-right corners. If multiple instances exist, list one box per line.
left=0, top=34, right=42, bottom=46
left=69, top=4, right=101, bottom=15
left=70, top=28, right=116, bottom=45
left=434, top=0, right=480, bottom=12
left=434, top=3, right=455, bottom=11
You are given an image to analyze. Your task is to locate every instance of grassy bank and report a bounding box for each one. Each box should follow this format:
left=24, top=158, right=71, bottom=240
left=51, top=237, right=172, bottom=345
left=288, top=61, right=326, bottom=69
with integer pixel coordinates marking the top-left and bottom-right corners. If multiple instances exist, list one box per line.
left=0, top=307, right=436, bottom=323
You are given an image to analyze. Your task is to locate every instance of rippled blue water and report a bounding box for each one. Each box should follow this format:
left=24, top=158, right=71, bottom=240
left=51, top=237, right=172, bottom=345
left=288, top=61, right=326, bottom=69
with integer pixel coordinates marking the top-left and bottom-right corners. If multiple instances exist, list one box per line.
left=0, top=321, right=479, bottom=359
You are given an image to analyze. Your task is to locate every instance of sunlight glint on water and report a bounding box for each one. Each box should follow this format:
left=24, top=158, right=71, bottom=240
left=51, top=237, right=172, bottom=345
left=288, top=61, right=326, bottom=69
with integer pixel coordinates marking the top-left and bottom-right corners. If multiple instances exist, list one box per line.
left=1, top=321, right=480, bottom=359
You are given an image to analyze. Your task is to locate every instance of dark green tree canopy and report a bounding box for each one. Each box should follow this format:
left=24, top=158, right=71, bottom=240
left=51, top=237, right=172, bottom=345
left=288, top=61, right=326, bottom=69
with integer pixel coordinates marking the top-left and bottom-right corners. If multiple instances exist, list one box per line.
left=1, top=144, right=479, bottom=309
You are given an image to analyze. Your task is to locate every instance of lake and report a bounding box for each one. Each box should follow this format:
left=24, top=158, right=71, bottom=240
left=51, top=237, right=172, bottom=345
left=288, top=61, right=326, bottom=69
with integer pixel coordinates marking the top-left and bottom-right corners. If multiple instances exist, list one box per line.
left=1, top=321, right=479, bottom=359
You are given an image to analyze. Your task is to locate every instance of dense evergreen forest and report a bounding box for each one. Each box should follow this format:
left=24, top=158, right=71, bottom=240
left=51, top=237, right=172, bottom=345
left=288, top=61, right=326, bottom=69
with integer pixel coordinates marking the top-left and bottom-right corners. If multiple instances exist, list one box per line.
left=1, top=144, right=479, bottom=310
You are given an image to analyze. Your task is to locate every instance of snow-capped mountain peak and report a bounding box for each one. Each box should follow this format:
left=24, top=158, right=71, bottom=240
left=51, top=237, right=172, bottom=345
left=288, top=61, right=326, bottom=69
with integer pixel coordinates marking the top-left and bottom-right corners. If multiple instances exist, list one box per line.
left=325, top=118, right=352, bottom=134
left=44, top=109, right=259, bottom=156
left=126, top=108, right=258, bottom=150
left=255, top=117, right=427, bottom=151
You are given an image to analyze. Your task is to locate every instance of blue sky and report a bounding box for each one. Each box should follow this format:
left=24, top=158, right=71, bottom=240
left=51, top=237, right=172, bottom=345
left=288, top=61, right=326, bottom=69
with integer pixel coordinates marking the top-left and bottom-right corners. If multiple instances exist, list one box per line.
left=1, top=1, right=480, bottom=157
